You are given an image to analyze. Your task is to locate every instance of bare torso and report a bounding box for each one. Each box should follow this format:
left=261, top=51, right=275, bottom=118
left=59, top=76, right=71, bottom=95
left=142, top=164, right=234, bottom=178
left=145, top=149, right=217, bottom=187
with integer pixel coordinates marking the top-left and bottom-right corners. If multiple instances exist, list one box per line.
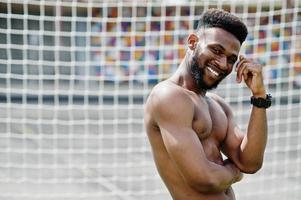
left=145, top=80, right=235, bottom=200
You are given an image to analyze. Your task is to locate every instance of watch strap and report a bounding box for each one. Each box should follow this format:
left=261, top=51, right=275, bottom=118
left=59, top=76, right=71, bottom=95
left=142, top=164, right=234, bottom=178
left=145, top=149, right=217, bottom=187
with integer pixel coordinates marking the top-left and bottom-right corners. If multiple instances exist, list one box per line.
left=250, top=94, right=272, bottom=108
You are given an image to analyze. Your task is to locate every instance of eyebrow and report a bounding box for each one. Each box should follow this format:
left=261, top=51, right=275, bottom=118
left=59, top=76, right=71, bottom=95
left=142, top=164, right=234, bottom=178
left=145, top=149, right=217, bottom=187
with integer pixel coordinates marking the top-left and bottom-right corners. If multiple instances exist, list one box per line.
left=211, top=44, right=238, bottom=61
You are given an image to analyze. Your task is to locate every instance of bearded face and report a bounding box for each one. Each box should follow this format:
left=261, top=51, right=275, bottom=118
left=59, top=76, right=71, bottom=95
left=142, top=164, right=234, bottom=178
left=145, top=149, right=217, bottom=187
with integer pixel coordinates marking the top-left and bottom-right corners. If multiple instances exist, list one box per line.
left=188, top=28, right=240, bottom=92
left=190, top=53, right=226, bottom=91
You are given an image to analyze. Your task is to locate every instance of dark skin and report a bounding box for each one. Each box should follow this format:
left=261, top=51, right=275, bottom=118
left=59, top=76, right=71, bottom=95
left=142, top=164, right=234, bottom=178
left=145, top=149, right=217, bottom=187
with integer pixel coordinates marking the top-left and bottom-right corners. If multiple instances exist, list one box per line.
left=144, top=28, right=268, bottom=200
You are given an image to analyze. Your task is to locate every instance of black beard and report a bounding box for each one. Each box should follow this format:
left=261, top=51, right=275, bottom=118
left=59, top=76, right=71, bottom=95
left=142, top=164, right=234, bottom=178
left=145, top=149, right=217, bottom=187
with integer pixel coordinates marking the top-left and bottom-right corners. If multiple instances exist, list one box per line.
left=190, top=56, right=223, bottom=91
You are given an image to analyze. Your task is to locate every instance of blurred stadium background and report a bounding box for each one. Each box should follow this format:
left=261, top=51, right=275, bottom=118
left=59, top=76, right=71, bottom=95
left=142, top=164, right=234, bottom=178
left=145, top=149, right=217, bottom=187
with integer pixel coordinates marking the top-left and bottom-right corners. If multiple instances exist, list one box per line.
left=0, top=0, right=300, bottom=199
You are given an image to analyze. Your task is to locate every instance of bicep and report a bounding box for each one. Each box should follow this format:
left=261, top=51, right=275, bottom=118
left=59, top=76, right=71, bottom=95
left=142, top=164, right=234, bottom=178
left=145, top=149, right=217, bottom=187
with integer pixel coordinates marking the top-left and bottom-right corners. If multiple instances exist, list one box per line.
left=159, top=123, right=211, bottom=182
left=221, top=110, right=245, bottom=169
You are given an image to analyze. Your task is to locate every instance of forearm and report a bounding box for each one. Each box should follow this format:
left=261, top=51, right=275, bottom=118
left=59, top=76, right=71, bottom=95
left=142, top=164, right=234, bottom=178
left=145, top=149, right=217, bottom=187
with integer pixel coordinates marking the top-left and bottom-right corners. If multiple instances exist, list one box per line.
left=234, top=55, right=269, bottom=172
left=209, top=161, right=242, bottom=192
left=240, top=105, right=267, bottom=172
left=191, top=160, right=242, bottom=193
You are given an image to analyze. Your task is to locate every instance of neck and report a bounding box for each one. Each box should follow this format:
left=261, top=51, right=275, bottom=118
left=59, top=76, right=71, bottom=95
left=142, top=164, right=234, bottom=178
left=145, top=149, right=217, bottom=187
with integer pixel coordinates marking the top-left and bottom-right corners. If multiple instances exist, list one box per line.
left=169, top=54, right=207, bottom=96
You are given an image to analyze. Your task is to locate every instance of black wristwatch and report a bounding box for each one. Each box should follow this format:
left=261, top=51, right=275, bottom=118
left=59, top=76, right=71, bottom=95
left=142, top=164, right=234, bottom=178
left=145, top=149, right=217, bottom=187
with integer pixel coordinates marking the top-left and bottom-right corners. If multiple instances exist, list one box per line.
left=250, top=94, right=272, bottom=108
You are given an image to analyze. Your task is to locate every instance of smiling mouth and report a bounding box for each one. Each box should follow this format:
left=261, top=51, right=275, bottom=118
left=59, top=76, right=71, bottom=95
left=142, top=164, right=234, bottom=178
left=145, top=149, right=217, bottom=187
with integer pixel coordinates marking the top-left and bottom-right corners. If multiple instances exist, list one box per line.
left=207, top=66, right=221, bottom=77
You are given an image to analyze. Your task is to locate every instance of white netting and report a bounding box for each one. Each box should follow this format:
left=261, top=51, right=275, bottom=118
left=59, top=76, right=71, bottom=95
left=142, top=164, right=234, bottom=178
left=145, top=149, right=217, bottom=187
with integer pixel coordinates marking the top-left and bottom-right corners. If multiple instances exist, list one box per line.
left=0, top=0, right=300, bottom=200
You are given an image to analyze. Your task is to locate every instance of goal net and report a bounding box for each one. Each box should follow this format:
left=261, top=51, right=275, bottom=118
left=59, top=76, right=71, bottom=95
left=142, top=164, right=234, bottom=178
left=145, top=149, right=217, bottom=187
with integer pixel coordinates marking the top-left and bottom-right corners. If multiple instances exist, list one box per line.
left=0, top=0, right=300, bottom=200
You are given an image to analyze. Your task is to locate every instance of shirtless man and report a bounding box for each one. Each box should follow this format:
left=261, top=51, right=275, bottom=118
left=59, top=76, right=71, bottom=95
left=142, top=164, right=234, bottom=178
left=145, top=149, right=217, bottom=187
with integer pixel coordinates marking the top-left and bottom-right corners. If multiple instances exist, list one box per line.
left=144, top=9, right=271, bottom=200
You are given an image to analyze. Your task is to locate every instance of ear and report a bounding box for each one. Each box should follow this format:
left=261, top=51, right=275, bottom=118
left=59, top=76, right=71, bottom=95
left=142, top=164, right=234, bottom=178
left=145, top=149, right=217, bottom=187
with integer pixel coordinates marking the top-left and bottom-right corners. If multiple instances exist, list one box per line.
left=187, top=33, right=199, bottom=50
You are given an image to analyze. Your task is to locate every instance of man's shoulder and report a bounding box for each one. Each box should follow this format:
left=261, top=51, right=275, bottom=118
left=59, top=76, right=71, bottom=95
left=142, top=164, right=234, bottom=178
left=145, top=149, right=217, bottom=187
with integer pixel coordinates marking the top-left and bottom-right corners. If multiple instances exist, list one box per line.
left=145, top=80, right=195, bottom=126
left=149, top=80, right=191, bottom=102
left=145, top=80, right=194, bottom=114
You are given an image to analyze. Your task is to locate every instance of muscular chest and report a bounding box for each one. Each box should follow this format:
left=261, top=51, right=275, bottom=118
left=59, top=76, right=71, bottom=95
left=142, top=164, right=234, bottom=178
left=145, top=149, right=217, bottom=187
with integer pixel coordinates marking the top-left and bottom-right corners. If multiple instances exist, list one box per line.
left=192, top=97, right=228, bottom=164
left=192, top=97, right=228, bottom=142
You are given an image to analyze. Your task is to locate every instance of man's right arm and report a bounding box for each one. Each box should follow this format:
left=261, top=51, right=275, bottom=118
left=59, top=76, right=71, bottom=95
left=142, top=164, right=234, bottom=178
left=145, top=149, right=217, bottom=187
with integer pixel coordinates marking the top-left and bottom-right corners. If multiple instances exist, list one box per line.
left=147, top=87, right=242, bottom=193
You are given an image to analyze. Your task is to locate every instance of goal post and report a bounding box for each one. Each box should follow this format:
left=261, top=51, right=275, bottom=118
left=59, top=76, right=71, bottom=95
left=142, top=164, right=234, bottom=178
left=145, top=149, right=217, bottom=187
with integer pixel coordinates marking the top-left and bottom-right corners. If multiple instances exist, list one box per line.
left=0, top=0, right=300, bottom=200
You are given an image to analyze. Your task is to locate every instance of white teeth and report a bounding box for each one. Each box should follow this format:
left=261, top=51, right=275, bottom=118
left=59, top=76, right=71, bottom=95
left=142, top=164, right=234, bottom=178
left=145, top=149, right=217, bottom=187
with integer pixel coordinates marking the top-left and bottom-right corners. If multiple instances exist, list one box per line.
left=208, top=67, right=219, bottom=76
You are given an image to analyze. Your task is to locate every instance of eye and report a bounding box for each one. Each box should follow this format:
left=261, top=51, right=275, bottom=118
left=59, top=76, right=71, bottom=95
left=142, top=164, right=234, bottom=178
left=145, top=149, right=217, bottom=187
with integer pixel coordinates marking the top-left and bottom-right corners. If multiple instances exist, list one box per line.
left=228, top=56, right=238, bottom=65
left=228, top=58, right=237, bottom=65
left=211, top=47, right=221, bottom=54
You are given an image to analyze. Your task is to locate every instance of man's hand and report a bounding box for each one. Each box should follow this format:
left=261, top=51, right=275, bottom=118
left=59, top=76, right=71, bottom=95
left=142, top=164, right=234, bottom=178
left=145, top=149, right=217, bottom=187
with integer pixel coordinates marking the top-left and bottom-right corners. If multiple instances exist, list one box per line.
left=235, top=55, right=266, bottom=97
left=223, top=159, right=243, bottom=183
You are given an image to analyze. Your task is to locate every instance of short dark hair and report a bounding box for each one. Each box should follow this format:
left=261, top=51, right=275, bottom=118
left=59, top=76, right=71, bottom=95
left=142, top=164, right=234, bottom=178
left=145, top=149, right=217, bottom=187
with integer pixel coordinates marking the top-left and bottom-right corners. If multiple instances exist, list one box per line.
left=197, top=8, right=248, bottom=45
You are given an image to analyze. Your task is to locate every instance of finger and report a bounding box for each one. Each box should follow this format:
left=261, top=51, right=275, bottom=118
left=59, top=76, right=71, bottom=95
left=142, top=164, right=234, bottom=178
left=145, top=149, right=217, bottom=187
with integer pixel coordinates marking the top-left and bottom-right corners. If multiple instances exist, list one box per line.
left=243, top=65, right=263, bottom=82
left=242, top=68, right=250, bottom=82
left=236, top=62, right=248, bottom=83
left=235, top=55, right=247, bottom=71
left=237, top=66, right=247, bottom=83
left=235, top=58, right=248, bottom=72
left=246, top=63, right=262, bottom=74
left=235, top=56, right=243, bottom=72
